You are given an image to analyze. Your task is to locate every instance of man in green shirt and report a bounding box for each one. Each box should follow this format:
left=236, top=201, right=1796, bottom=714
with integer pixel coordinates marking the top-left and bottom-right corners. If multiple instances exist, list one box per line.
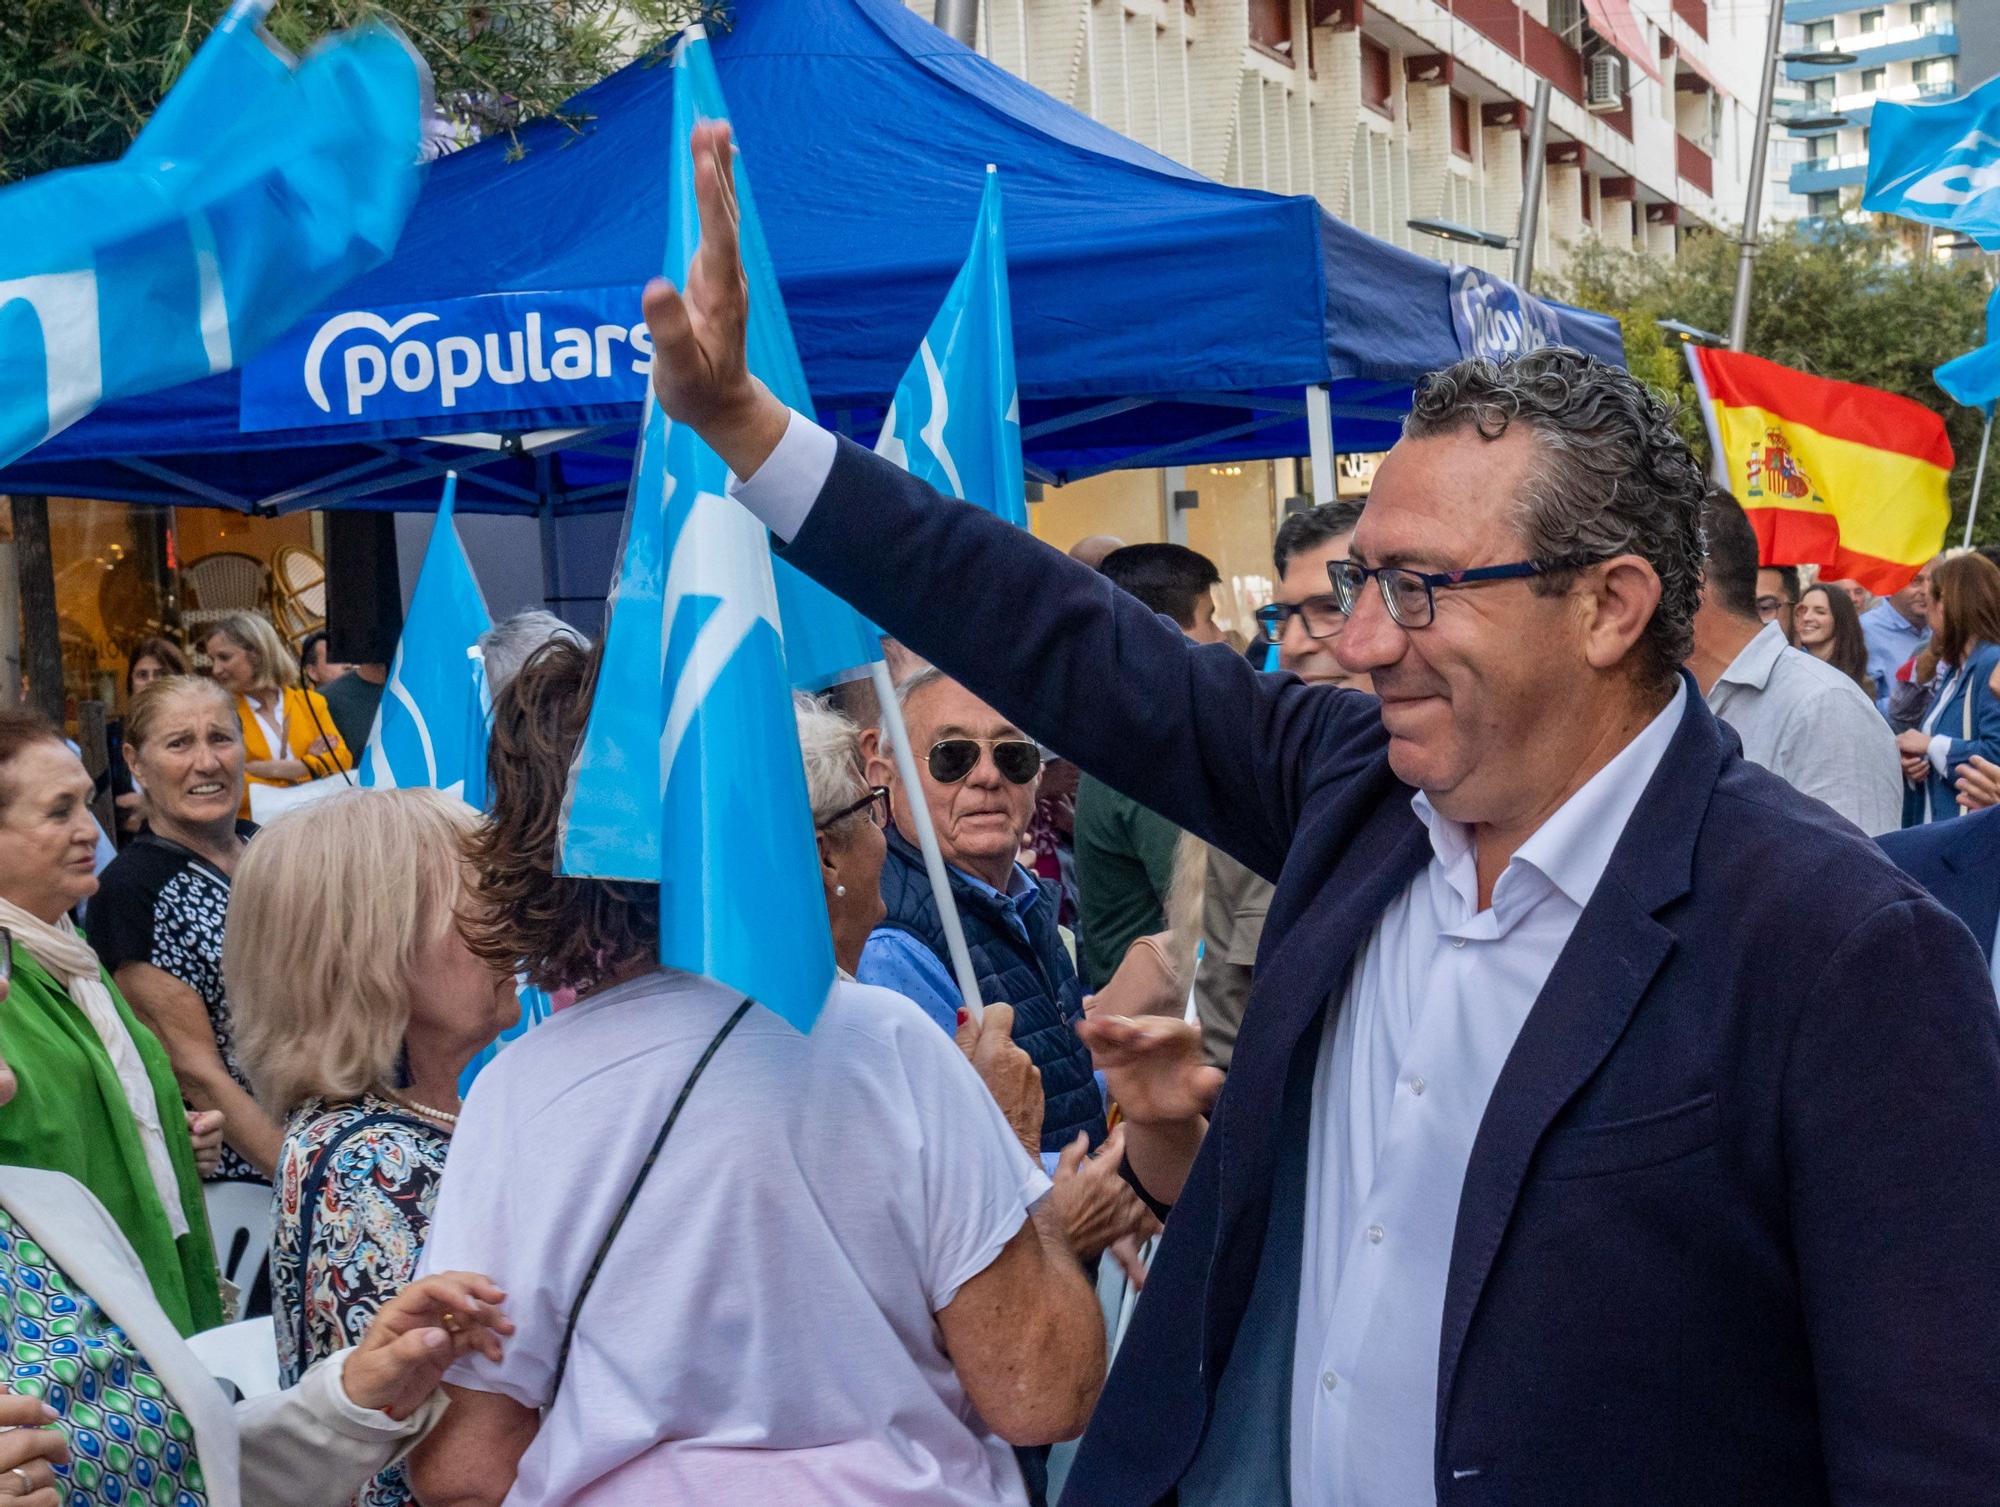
left=1074, top=544, right=1223, bottom=990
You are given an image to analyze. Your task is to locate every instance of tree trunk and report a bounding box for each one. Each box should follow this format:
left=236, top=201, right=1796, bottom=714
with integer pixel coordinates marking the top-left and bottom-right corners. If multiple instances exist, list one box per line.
left=11, top=496, right=64, bottom=725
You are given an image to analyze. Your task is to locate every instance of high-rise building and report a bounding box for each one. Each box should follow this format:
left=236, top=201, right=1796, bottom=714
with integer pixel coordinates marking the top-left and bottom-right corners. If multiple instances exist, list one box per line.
left=1783, top=0, right=1994, bottom=232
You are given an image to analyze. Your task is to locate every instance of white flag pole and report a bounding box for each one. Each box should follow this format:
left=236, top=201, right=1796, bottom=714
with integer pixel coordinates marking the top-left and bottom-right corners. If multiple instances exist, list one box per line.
left=1964, top=409, right=1993, bottom=551
left=869, top=658, right=984, bottom=1021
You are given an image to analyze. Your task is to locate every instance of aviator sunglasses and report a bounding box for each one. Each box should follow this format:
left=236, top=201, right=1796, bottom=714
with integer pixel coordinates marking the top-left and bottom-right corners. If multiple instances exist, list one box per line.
left=928, top=738, right=1043, bottom=786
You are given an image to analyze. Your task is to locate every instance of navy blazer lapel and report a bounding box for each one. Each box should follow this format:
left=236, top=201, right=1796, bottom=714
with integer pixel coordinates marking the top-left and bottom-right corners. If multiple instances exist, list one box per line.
left=1938, top=824, right=2000, bottom=962
left=1434, top=683, right=1722, bottom=1436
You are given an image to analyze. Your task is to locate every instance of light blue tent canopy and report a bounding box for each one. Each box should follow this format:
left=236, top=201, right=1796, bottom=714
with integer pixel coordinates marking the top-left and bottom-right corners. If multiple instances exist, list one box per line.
left=0, top=0, right=1623, bottom=514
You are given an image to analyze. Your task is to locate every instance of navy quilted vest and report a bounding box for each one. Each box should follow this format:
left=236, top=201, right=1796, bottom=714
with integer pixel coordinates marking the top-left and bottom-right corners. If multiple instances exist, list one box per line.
left=876, top=830, right=1107, bottom=1154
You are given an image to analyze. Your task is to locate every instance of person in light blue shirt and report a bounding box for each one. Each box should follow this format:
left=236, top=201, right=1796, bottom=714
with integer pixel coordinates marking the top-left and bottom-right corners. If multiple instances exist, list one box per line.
left=1860, top=565, right=1935, bottom=711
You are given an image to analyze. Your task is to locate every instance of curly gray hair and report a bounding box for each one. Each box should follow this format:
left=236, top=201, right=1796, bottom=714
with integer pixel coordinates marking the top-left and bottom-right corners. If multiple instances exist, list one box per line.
left=1403, top=349, right=1707, bottom=692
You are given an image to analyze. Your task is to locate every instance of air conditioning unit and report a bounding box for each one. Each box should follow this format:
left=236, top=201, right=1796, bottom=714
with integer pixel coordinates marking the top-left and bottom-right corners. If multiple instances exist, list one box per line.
left=1585, top=52, right=1627, bottom=112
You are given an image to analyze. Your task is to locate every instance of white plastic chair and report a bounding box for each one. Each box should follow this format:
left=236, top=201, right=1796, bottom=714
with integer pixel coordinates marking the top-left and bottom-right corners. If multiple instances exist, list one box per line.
left=186, top=1315, right=281, bottom=1401
left=203, top=1180, right=274, bottom=1317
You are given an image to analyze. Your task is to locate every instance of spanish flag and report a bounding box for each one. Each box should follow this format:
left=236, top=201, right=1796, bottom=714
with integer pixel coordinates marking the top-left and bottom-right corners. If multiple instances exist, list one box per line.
left=1688, top=346, right=1952, bottom=594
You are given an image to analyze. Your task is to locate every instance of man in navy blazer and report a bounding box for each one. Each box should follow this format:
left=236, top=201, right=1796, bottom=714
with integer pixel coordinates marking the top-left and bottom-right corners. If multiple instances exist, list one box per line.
left=1882, top=806, right=2000, bottom=980
left=645, top=123, right=2000, bottom=1506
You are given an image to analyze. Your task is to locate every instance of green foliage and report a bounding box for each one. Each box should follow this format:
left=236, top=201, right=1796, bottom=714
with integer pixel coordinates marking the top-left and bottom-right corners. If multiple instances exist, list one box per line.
left=1552, top=224, right=1998, bottom=545
left=0, top=0, right=711, bottom=185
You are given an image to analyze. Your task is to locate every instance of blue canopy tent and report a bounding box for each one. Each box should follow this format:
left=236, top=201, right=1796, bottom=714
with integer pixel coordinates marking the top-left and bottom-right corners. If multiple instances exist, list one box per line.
left=0, top=0, right=1623, bottom=516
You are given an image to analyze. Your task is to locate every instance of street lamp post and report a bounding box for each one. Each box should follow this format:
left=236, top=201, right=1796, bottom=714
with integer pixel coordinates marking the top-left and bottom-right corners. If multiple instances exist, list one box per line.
left=1408, top=78, right=1553, bottom=289
left=1730, top=35, right=1859, bottom=350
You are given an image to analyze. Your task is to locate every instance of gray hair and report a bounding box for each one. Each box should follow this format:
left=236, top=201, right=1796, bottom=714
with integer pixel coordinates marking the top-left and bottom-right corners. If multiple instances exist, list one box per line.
left=478, top=611, right=588, bottom=698
left=793, top=692, right=870, bottom=830
left=1403, top=349, right=1707, bottom=691
left=893, top=665, right=947, bottom=715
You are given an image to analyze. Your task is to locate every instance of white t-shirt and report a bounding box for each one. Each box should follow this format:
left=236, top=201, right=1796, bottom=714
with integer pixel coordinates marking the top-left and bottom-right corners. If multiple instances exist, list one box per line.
left=417, top=970, right=1049, bottom=1507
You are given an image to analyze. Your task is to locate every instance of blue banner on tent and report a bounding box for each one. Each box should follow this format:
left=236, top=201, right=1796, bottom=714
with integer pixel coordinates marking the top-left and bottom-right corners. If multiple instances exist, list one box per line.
left=1448, top=266, right=1564, bottom=364
left=239, top=286, right=651, bottom=429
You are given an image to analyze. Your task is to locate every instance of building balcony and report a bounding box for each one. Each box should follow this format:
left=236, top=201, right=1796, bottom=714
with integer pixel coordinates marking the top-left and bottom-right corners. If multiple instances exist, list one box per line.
left=1677, top=134, right=1713, bottom=195
left=1785, top=24, right=1957, bottom=82
left=1790, top=156, right=1869, bottom=195
left=1783, top=75, right=1957, bottom=126
left=1671, top=0, right=1708, bottom=41
left=1785, top=0, right=1897, bottom=19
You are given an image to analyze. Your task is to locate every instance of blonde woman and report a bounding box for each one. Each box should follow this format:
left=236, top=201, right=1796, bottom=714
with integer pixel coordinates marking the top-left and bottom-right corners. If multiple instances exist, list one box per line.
left=227, top=788, right=519, bottom=1507
left=202, top=613, right=353, bottom=816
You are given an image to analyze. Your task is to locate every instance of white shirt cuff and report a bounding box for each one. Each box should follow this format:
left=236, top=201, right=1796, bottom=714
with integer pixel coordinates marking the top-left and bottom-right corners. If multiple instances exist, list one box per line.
left=726, top=407, right=837, bottom=544
left=1930, top=733, right=1954, bottom=778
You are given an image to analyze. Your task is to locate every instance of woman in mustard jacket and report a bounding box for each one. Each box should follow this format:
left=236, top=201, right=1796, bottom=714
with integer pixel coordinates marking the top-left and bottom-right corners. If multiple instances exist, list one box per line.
left=201, top=614, right=354, bottom=816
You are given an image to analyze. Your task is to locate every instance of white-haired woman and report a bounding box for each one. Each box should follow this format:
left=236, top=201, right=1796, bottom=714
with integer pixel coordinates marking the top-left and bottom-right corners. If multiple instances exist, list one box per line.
left=227, top=788, right=519, bottom=1507
left=202, top=613, right=353, bottom=817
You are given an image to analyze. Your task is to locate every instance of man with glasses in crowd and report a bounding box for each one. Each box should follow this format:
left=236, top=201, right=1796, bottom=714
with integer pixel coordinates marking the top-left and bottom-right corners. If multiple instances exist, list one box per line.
left=647, top=122, right=2000, bottom=1505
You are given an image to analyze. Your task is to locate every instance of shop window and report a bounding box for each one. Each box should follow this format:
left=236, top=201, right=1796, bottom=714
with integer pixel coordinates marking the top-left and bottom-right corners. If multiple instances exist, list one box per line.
left=1361, top=36, right=1393, bottom=118
left=1449, top=92, right=1473, bottom=158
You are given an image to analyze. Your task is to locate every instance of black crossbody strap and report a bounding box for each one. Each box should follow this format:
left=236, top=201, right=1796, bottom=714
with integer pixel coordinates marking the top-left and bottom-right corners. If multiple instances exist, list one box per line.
left=547, top=997, right=754, bottom=1402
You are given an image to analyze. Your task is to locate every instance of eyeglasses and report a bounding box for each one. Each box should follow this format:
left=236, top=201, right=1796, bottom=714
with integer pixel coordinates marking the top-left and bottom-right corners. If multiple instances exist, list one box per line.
left=818, top=785, right=890, bottom=831
left=928, top=738, right=1042, bottom=785
left=1754, top=595, right=1784, bottom=621
left=1253, top=594, right=1347, bottom=644
left=1328, top=554, right=1608, bottom=630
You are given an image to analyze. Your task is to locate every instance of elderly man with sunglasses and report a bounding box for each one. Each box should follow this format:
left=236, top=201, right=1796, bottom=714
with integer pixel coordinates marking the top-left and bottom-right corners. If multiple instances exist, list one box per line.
left=855, top=667, right=1110, bottom=1158
left=645, top=121, right=2000, bottom=1507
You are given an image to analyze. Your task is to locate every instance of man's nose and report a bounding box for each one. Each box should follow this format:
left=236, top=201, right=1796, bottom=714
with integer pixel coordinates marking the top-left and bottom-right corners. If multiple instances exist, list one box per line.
left=1335, top=576, right=1404, bottom=674
left=966, top=750, right=1006, bottom=788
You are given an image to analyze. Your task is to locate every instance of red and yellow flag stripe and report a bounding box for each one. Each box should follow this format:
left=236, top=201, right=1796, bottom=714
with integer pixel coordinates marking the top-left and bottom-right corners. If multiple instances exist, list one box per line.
left=1691, top=347, right=1951, bottom=595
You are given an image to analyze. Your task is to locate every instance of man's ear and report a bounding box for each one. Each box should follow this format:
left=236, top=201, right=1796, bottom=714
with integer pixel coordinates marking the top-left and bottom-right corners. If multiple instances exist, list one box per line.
left=860, top=725, right=895, bottom=790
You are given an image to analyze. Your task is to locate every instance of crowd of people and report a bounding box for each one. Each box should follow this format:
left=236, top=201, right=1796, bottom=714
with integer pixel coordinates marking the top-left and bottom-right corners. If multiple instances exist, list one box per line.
left=6, top=150, right=2000, bottom=1504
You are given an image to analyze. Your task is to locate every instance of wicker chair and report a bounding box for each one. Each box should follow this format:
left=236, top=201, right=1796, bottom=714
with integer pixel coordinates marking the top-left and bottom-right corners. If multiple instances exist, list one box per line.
left=179, top=551, right=266, bottom=659
left=270, top=545, right=328, bottom=645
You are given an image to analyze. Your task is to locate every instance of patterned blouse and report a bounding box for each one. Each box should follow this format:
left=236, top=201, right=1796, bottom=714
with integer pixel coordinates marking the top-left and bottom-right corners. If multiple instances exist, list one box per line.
left=89, top=826, right=262, bottom=1185
left=0, top=1205, right=209, bottom=1506
left=270, top=1096, right=448, bottom=1507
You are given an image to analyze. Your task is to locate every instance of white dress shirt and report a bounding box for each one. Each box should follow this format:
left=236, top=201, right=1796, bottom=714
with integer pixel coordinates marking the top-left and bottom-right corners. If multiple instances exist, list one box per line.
left=729, top=408, right=1688, bottom=1506
left=1289, top=682, right=1685, bottom=1506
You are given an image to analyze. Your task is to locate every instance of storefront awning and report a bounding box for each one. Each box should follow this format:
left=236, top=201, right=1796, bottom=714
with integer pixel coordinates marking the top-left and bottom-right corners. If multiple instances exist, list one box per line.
left=1584, top=0, right=1664, bottom=84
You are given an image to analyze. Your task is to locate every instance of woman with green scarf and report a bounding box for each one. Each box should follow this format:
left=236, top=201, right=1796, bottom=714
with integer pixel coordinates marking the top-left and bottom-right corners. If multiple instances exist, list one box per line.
left=0, top=706, right=221, bottom=1334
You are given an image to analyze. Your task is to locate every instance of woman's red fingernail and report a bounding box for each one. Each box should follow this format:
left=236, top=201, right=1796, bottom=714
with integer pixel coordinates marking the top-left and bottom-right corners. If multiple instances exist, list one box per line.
left=956, top=1008, right=968, bottom=1026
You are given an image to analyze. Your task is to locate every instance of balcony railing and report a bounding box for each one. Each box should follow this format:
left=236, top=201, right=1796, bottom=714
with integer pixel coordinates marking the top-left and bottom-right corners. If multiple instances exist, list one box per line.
left=1797, top=150, right=1870, bottom=174
left=1677, top=134, right=1713, bottom=195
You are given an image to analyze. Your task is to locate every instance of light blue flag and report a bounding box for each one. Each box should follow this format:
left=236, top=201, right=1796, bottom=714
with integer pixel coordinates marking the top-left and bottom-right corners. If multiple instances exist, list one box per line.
left=1863, top=71, right=2000, bottom=249
left=560, top=25, right=875, bottom=880
left=875, top=167, right=1027, bottom=525
left=1936, top=285, right=2000, bottom=419
left=0, top=0, right=426, bottom=468
left=564, top=27, right=834, bottom=1031
left=361, top=471, right=494, bottom=805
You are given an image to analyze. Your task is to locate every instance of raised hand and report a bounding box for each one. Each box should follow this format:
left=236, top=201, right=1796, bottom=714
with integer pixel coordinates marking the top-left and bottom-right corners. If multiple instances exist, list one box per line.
left=341, top=1272, right=514, bottom=1421
left=1044, top=1125, right=1160, bottom=1262
left=640, top=119, right=791, bottom=479
left=1956, top=754, right=2000, bottom=812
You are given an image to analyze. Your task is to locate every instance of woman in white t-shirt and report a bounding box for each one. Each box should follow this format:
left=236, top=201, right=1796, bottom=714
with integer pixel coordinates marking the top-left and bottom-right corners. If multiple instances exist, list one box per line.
left=407, top=639, right=1106, bottom=1507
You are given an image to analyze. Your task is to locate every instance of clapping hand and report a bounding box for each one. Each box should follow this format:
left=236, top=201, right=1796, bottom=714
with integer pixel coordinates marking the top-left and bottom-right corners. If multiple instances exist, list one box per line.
left=1045, top=1124, right=1160, bottom=1266
left=341, top=1273, right=514, bottom=1422
left=0, top=1391, right=68, bottom=1507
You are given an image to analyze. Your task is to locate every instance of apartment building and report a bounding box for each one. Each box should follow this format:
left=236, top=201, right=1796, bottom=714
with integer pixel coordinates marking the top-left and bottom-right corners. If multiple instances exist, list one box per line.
left=1785, top=0, right=1993, bottom=230
left=935, top=0, right=1778, bottom=278
left=916, top=0, right=1784, bottom=630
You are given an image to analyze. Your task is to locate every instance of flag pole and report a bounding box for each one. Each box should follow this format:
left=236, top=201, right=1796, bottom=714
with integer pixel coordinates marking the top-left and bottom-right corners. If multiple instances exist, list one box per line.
left=1966, top=408, right=1994, bottom=550
left=869, top=658, right=985, bottom=1021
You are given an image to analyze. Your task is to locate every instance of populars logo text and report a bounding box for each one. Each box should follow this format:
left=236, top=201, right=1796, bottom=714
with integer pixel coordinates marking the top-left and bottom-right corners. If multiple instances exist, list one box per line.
left=301, top=305, right=655, bottom=416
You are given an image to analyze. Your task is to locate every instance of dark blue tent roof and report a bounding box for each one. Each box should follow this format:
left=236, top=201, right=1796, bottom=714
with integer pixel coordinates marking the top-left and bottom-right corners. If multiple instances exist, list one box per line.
left=1, top=0, right=1623, bottom=514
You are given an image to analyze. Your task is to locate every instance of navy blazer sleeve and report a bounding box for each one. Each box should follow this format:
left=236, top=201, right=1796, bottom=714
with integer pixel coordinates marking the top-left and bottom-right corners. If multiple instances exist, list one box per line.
left=779, top=435, right=1389, bottom=882
left=1784, top=895, right=2000, bottom=1502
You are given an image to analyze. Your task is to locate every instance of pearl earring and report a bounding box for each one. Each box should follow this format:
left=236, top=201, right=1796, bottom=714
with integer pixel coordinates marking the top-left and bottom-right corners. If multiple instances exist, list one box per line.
left=835, top=884, right=848, bottom=897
